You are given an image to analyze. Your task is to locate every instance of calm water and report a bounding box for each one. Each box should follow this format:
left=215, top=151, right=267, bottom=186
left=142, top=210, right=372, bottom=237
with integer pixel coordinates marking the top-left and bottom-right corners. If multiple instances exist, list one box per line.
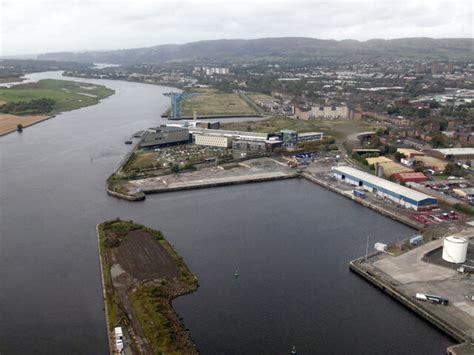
left=0, top=72, right=453, bottom=354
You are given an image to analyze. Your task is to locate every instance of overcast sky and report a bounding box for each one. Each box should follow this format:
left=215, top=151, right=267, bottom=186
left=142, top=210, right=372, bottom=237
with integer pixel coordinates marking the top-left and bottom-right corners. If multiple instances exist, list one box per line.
left=1, top=0, right=472, bottom=56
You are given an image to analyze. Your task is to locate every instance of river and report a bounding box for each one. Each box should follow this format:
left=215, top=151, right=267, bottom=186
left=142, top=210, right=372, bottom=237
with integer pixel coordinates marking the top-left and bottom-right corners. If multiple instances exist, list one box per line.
left=0, top=72, right=453, bottom=354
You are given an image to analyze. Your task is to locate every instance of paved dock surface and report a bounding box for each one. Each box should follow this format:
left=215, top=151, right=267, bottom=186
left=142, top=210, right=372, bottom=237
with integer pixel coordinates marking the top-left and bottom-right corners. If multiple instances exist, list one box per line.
left=127, top=158, right=295, bottom=193
left=356, top=236, right=474, bottom=350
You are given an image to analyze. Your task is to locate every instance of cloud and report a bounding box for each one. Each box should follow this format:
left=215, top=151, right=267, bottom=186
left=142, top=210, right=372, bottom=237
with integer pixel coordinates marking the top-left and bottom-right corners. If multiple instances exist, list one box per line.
left=0, top=0, right=472, bottom=56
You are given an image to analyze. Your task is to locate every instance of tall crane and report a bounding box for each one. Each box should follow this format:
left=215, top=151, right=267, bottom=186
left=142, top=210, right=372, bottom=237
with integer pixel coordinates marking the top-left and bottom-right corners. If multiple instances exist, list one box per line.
left=163, top=92, right=199, bottom=119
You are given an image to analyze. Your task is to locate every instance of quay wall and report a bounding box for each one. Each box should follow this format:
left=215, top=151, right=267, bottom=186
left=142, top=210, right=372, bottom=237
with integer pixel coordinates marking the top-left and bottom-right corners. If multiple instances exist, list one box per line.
left=349, top=258, right=466, bottom=347
left=143, top=174, right=297, bottom=195
left=302, top=173, right=424, bottom=230
left=96, top=224, right=113, bottom=355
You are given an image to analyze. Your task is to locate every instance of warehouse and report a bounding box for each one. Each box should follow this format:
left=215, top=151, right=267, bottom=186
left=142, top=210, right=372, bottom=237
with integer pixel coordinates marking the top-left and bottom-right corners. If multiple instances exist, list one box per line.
left=140, top=126, right=190, bottom=149
left=427, top=148, right=474, bottom=163
left=392, top=172, right=428, bottom=183
left=333, top=166, right=437, bottom=211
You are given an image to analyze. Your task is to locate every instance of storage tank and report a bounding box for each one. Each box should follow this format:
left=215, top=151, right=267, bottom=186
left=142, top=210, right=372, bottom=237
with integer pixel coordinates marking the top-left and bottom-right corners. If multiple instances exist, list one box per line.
left=442, top=236, right=468, bottom=263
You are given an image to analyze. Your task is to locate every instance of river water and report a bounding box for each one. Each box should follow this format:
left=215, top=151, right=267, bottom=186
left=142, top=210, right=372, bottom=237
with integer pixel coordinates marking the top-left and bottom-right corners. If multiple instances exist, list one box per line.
left=0, top=72, right=453, bottom=354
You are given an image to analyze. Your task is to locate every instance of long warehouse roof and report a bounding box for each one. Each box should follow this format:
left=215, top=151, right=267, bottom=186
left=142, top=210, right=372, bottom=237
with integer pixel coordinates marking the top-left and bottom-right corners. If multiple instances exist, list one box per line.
left=431, top=148, right=474, bottom=156
left=333, top=165, right=436, bottom=202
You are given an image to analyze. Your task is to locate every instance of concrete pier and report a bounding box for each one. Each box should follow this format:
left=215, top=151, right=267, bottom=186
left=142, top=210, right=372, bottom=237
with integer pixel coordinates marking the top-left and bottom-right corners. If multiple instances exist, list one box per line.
left=349, top=239, right=474, bottom=354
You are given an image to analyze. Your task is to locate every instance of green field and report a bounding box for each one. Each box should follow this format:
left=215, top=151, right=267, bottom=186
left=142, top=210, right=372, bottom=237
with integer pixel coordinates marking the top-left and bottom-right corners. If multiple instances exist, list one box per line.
left=0, top=79, right=114, bottom=114
left=221, top=116, right=383, bottom=141
left=181, top=89, right=259, bottom=116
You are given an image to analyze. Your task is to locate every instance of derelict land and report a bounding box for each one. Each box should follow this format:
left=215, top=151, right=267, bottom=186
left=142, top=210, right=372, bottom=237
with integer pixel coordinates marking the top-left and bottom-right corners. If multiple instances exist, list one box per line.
left=162, top=88, right=264, bottom=118
left=97, top=220, right=198, bottom=354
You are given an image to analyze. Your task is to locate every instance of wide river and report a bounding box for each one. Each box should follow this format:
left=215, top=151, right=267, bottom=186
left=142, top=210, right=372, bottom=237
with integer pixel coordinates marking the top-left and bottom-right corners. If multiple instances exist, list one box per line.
left=0, top=72, right=453, bottom=354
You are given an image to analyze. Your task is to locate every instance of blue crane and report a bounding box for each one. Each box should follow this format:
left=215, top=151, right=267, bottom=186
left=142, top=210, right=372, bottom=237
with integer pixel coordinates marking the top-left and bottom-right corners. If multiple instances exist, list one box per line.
left=163, top=92, right=199, bottom=119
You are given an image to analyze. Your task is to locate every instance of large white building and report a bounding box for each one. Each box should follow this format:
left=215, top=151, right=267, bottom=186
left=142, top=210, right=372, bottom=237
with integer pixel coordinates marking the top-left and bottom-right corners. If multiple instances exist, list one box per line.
left=311, top=105, right=350, bottom=119
left=194, top=134, right=233, bottom=148
left=333, top=166, right=437, bottom=211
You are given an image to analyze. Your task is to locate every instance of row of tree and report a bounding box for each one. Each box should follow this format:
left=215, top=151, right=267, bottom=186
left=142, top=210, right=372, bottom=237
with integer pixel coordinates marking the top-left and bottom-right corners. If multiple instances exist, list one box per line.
left=0, top=98, right=55, bottom=114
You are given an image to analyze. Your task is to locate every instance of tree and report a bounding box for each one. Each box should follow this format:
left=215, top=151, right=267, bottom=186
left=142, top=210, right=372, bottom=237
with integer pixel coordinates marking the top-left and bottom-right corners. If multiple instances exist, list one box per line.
left=394, top=152, right=405, bottom=162
left=430, top=133, right=447, bottom=148
left=444, top=163, right=465, bottom=177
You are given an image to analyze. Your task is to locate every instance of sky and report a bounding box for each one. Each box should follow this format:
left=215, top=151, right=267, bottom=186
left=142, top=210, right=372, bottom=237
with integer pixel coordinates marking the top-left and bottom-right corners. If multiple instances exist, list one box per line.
left=0, top=0, right=473, bottom=56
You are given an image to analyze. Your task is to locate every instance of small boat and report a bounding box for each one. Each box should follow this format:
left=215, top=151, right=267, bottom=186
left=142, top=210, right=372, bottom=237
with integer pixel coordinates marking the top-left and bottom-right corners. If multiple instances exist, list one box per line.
left=124, top=140, right=133, bottom=145
left=234, top=269, right=239, bottom=278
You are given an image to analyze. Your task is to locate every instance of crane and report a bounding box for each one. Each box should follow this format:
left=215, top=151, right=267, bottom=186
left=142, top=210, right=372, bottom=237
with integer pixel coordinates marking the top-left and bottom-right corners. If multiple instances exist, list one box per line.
left=163, top=92, right=199, bottom=119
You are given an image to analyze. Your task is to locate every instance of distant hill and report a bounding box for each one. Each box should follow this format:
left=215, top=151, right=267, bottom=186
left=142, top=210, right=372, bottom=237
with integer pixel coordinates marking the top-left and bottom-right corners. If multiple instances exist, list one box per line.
left=37, top=37, right=474, bottom=65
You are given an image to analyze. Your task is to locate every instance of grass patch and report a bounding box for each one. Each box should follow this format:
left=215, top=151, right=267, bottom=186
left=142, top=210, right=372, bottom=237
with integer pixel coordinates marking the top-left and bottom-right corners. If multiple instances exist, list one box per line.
left=0, top=79, right=114, bottom=114
left=131, top=284, right=184, bottom=355
left=221, top=116, right=382, bottom=141
left=182, top=89, right=258, bottom=116
left=453, top=203, right=474, bottom=216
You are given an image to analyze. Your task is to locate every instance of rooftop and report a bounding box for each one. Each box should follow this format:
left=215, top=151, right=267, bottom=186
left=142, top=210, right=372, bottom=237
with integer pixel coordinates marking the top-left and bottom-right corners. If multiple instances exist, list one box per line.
left=393, top=172, right=427, bottom=178
left=298, top=132, right=324, bottom=137
left=431, top=148, right=474, bottom=156
left=333, top=165, right=436, bottom=203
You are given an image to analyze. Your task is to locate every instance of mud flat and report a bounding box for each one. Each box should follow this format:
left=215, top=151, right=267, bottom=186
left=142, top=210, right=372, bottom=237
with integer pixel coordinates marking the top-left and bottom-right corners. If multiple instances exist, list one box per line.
left=97, top=220, right=198, bottom=354
left=349, top=235, right=474, bottom=355
left=0, top=113, right=53, bottom=136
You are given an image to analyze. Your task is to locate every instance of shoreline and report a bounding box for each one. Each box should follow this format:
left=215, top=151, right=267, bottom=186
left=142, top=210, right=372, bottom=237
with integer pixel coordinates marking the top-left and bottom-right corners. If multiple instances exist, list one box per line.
left=0, top=114, right=55, bottom=137
left=301, top=172, right=424, bottom=230
left=96, top=224, right=113, bottom=355
left=107, top=163, right=424, bottom=232
left=161, top=113, right=264, bottom=120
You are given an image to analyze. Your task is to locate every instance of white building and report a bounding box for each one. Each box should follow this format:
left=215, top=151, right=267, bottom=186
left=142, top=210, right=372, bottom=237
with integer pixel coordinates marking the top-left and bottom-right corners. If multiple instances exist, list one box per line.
left=311, top=105, right=350, bottom=119
left=194, top=134, right=233, bottom=148
left=333, top=166, right=437, bottom=211
left=203, top=67, right=229, bottom=76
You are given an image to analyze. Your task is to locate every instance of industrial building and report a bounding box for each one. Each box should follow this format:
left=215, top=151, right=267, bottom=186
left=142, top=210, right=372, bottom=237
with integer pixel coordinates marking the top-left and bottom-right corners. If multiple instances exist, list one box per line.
left=397, top=148, right=425, bottom=159
left=366, top=157, right=413, bottom=178
left=392, top=172, right=428, bottom=183
left=427, top=148, right=474, bottom=163
left=140, top=126, right=190, bottom=149
left=333, top=166, right=438, bottom=211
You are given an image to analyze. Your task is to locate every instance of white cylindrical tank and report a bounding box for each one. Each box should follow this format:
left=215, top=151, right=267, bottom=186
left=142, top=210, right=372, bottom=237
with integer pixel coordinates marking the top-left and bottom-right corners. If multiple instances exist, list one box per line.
left=442, top=236, right=468, bottom=263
